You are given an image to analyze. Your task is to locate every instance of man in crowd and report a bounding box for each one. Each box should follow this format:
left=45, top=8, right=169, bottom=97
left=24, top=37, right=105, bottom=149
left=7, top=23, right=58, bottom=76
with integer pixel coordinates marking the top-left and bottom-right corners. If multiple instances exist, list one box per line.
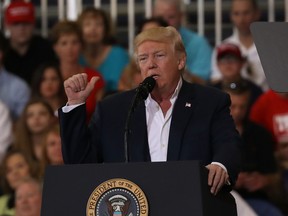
left=15, top=178, right=42, bottom=216
left=4, top=0, right=56, bottom=86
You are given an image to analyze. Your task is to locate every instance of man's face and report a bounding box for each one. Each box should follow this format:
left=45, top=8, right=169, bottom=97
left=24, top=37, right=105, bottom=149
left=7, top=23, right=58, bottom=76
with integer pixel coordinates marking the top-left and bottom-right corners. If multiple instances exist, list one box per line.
left=229, top=93, right=249, bottom=125
left=6, top=22, right=34, bottom=45
left=136, top=40, right=184, bottom=95
left=16, top=182, right=42, bottom=216
left=230, top=0, right=260, bottom=34
left=217, top=56, right=243, bottom=80
left=153, top=2, right=182, bottom=29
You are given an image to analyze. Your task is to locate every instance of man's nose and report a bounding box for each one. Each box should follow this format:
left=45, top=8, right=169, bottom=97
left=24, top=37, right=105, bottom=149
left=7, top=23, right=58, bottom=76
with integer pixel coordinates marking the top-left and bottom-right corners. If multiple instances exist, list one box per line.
left=147, top=57, right=157, bottom=69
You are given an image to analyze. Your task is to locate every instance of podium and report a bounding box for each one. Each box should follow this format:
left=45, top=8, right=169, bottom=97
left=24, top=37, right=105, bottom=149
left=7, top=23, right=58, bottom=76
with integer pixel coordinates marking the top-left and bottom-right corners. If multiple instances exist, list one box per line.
left=41, top=161, right=237, bottom=215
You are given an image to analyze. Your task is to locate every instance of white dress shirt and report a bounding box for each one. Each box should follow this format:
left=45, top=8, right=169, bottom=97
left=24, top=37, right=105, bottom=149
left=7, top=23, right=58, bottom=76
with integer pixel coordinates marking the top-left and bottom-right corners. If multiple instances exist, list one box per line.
left=145, top=78, right=182, bottom=161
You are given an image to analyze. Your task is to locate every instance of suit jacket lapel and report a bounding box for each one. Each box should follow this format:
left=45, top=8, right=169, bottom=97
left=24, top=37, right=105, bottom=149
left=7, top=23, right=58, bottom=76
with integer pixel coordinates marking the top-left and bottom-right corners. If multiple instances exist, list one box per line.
left=129, top=101, right=151, bottom=162
left=167, top=81, right=196, bottom=160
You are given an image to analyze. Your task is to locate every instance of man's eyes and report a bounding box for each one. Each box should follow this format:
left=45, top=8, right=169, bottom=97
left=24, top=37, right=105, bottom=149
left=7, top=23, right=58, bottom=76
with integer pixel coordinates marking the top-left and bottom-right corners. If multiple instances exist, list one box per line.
left=138, top=57, right=147, bottom=62
left=156, top=53, right=165, bottom=58
left=138, top=53, right=165, bottom=62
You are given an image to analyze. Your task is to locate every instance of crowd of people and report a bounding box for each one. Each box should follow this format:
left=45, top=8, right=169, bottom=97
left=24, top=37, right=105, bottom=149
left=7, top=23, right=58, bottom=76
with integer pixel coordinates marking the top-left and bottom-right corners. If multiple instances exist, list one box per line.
left=0, top=0, right=288, bottom=215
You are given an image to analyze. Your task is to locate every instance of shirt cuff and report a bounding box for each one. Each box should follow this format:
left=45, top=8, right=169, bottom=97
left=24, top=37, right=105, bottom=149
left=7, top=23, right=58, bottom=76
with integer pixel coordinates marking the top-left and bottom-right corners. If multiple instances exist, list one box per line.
left=62, top=102, right=85, bottom=113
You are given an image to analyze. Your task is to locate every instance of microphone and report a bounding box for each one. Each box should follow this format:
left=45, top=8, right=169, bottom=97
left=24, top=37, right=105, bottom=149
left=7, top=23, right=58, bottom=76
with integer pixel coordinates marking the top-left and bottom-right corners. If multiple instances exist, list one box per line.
left=131, top=76, right=156, bottom=111
left=135, top=75, right=156, bottom=101
left=124, top=75, right=156, bottom=162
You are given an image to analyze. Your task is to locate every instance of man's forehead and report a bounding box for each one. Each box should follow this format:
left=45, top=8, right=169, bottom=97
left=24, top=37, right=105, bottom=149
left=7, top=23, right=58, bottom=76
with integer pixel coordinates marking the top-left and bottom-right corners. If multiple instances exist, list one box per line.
left=137, top=41, right=169, bottom=53
left=137, top=48, right=166, bottom=55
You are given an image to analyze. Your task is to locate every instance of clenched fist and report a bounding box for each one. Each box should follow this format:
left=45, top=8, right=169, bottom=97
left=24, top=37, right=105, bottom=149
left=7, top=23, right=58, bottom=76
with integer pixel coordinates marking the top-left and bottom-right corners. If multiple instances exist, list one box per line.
left=64, top=73, right=99, bottom=105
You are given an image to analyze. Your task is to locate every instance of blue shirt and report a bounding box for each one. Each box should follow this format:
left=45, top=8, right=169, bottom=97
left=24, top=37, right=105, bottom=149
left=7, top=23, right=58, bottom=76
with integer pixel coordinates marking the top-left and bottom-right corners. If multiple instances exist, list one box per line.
left=179, top=27, right=212, bottom=80
left=79, top=46, right=130, bottom=92
left=0, top=68, right=31, bottom=120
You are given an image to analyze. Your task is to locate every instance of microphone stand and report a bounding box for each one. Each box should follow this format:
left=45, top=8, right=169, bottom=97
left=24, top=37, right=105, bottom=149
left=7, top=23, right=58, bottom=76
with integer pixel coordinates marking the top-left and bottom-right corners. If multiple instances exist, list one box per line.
left=124, top=93, right=141, bottom=163
left=123, top=75, right=156, bottom=163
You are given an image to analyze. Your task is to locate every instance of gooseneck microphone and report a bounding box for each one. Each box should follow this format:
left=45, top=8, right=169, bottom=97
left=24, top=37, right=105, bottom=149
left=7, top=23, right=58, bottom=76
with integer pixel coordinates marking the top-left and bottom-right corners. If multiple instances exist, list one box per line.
left=124, top=75, right=156, bottom=162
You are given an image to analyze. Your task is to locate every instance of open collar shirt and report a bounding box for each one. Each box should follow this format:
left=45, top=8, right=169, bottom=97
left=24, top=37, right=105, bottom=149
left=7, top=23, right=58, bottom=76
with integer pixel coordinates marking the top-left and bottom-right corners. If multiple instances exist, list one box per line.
left=145, top=78, right=182, bottom=162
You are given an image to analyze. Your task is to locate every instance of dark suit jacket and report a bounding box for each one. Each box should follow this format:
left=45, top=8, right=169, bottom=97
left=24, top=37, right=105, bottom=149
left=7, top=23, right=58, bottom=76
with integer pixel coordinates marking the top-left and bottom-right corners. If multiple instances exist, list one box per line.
left=59, top=80, right=242, bottom=183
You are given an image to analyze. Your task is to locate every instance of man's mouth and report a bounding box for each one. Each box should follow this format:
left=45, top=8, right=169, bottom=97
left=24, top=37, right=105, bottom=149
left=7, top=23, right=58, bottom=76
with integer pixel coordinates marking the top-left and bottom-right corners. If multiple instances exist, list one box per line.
left=151, top=74, right=159, bottom=80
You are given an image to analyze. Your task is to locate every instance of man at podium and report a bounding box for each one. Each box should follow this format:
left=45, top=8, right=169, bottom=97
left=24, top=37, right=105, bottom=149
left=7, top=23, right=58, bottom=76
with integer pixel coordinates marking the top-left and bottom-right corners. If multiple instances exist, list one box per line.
left=59, top=26, right=241, bottom=196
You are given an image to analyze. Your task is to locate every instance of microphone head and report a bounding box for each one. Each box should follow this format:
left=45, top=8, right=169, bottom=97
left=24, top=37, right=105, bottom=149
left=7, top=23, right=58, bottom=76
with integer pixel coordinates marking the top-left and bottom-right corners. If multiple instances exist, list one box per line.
left=136, top=76, right=156, bottom=100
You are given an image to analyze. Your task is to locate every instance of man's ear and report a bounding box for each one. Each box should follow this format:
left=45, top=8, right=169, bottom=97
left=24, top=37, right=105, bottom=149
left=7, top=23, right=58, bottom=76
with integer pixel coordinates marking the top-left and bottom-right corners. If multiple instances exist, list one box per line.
left=177, top=56, right=186, bottom=71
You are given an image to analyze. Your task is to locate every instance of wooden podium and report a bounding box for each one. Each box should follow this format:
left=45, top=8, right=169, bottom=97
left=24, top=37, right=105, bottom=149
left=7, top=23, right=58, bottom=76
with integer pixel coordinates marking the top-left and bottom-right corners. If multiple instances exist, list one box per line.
left=41, top=161, right=237, bottom=215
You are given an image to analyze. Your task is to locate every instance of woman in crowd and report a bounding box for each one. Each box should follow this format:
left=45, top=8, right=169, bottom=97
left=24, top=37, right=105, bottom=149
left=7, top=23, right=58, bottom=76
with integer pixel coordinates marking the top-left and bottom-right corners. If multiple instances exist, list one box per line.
left=13, top=98, right=56, bottom=162
left=31, top=62, right=66, bottom=115
left=0, top=149, right=39, bottom=215
left=51, top=20, right=105, bottom=121
left=78, top=7, right=129, bottom=95
left=40, top=123, right=63, bottom=178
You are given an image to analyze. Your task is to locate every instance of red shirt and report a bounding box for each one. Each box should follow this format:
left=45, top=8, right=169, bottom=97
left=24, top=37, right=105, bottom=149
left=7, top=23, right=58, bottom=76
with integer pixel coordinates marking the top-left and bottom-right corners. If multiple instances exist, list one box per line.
left=250, top=90, right=288, bottom=148
left=84, top=67, right=105, bottom=122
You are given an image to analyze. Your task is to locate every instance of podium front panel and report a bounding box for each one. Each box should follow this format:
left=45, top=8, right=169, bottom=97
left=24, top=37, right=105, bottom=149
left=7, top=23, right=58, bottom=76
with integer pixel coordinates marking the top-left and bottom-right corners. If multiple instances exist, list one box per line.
left=41, top=161, right=236, bottom=216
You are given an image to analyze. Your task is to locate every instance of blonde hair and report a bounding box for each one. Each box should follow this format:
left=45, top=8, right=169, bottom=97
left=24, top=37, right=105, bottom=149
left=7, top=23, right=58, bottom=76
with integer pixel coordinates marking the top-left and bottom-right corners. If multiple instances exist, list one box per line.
left=133, top=26, right=186, bottom=59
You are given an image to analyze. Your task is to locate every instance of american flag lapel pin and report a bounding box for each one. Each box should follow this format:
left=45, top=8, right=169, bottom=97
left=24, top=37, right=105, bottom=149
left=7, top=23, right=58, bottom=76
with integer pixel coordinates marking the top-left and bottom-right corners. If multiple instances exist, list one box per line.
left=185, top=102, right=191, bottom=107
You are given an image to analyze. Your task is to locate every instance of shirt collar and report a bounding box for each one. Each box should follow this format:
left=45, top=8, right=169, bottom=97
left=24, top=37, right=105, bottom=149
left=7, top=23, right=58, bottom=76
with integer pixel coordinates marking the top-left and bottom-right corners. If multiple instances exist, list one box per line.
left=145, top=77, right=183, bottom=107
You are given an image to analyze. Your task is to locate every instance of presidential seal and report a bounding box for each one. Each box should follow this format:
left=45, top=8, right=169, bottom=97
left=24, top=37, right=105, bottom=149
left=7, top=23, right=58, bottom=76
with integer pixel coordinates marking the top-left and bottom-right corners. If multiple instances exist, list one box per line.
left=86, top=178, right=149, bottom=216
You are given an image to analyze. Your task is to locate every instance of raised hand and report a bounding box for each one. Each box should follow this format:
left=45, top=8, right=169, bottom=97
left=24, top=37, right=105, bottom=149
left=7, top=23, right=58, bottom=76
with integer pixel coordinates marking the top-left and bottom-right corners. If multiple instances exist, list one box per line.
left=64, top=73, right=99, bottom=105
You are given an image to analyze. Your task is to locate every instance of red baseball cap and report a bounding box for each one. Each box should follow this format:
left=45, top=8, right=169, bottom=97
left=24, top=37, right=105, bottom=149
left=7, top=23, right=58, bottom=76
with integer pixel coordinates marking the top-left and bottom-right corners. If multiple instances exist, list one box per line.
left=5, top=1, right=35, bottom=24
left=216, top=43, right=243, bottom=60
